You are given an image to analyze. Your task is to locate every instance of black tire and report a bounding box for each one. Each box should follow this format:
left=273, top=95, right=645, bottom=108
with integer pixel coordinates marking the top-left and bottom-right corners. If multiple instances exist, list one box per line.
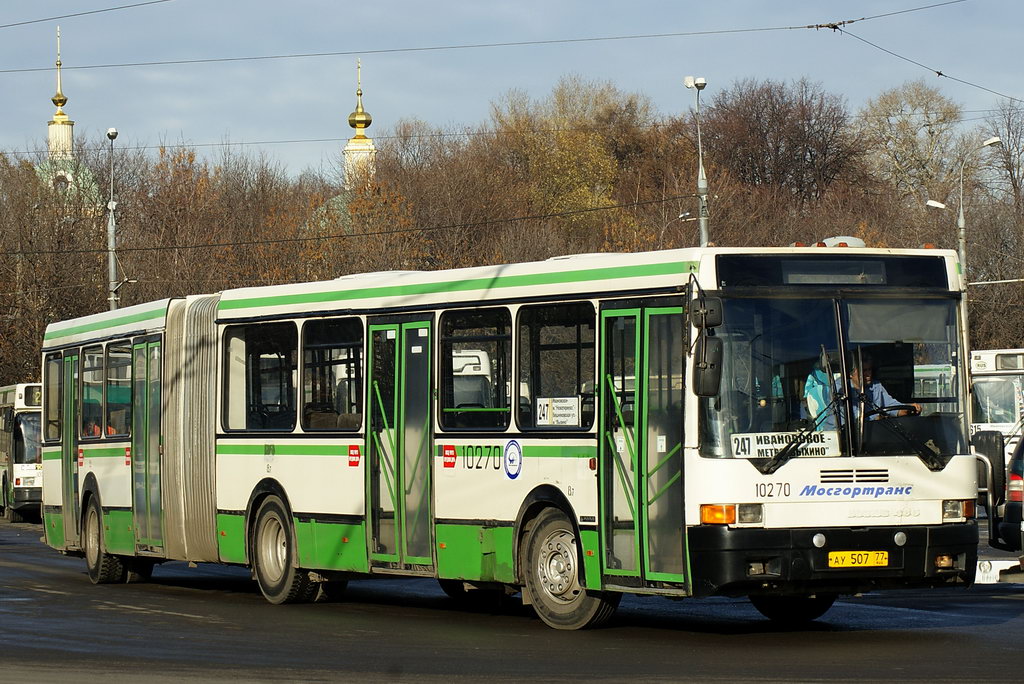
left=749, top=594, right=836, bottom=624
left=83, top=496, right=126, bottom=584
left=251, top=495, right=318, bottom=604
left=522, top=508, right=619, bottom=630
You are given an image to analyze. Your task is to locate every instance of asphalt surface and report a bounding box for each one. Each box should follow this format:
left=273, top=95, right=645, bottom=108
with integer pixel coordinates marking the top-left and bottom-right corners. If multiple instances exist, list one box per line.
left=2, top=518, right=1024, bottom=682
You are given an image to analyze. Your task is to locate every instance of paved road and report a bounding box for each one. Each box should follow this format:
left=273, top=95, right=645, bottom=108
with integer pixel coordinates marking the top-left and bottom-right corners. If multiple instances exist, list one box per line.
left=2, top=519, right=1023, bottom=682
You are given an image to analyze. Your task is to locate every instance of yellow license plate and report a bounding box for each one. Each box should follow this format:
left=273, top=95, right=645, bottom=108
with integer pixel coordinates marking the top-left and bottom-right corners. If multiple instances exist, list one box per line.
left=828, top=551, right=888, bottom=568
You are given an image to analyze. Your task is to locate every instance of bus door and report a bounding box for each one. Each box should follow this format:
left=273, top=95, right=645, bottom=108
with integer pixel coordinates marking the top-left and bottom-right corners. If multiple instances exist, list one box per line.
left=61, top=353, right=81, bottom=547
left=599, top=305, right=688, bottom=587
left=132, top=336, right=164, bottom=552
left=366, top=319, right=434, bottom=571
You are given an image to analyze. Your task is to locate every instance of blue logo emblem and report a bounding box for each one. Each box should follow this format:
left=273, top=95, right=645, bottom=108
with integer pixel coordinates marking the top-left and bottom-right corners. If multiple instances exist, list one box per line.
left=504, top=440, right=523, bottom=480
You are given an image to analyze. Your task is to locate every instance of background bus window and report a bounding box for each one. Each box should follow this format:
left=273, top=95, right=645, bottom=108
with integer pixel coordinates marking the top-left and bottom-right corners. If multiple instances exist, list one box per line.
left=105, top=344, right=132, bottom=436
left=81, top=346, right=104, bottom=439
left=517, top=302, right=596, bottom=430
left=43, top=354, right=62, bottom=442
left=223, top=323, right=298, bottom=431
left=440, top=308, right=511, bottom=430
left=302, top=318, right=364, bottom=431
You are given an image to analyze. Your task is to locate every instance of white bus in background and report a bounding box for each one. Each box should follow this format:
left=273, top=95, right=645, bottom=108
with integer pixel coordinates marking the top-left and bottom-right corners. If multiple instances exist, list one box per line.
left=0, top=383, right=43, bottom=522
left=970, top=349, right=1024, bottom=461
left=39, top=245, right=987, bottom=629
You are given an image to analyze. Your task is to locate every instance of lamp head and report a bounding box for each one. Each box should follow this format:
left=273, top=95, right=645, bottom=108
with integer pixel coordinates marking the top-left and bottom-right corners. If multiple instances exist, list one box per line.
left=926, top=199, right=947, bottom=210
left=684, top=76, right=707, bottom=90
left=982, top=136, right=1001, bottom=148
left=106, top=128, right=118, bottom=141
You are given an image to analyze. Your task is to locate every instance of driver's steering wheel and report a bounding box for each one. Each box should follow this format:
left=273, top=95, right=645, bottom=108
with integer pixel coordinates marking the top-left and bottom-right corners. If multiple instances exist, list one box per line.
left=864, top=404, right=919, bottom=418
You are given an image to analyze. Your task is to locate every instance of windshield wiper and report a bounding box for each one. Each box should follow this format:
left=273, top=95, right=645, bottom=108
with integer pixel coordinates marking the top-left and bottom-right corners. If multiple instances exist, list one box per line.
left=758, top=392, right=844, bottom=475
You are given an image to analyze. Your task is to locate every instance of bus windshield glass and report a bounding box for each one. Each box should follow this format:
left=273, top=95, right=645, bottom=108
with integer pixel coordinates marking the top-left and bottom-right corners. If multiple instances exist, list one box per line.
left=701, top=297, right=965, bottom=460
left=15, top=412, right=42, bottom=464
left=972, top=374, right=1024, bottom=425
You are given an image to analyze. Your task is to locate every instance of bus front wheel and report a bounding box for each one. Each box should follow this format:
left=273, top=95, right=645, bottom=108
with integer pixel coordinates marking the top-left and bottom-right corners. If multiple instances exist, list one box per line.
left=251, top=495, right=318, bottom=604
left=522, top=507, right=619, bottom=630
left=749, top=593, right=836, bottom=623
left=83, top=496, right=125, bottom=584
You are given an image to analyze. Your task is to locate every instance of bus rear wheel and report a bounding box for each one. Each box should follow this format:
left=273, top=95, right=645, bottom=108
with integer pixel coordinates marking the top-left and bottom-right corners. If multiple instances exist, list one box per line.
left=83, top=496, right=125, bottom=584
left=522, top=508, right=619, bottom=630
left=251, top=495, right=318, bottom=604
left=749, top=593, right=836, bottom=623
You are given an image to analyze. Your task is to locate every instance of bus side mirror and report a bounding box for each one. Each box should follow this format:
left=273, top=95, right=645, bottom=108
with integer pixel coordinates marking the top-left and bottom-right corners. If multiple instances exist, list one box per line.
left=692, top=335, right=723, bottom=397
left=689, top=297, right=722, bottom=329
left=973, top=430, right=1006, bottom=508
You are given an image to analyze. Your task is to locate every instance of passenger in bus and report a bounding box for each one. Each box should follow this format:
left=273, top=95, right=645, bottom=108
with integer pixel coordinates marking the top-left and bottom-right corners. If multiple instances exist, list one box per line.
left=83, top=419, right=101, bottom=437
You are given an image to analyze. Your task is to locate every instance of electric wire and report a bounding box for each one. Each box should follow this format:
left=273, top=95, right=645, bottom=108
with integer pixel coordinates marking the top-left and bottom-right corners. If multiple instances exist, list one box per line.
left=0, top=1, right=173, bottom=30
left=5, top=193, right=696, bottom=258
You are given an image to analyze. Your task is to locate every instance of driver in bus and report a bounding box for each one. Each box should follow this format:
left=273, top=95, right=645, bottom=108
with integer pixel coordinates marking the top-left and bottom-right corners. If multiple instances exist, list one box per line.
left=849, top=354, right=922, bottom=419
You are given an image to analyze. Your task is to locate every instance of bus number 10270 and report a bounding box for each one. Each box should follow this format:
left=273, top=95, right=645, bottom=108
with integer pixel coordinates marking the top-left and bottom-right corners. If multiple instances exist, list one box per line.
left=755, top=482, right=791, bottom=498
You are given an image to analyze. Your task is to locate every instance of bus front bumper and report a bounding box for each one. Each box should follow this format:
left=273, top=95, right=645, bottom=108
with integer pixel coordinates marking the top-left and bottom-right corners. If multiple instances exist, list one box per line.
left=687, top=521, right=978, bottom=598
left=11, top=486, right=42, bottom=510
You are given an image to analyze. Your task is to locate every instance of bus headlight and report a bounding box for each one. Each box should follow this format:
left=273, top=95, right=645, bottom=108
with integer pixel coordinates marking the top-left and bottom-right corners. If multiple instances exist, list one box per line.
left=942, top=499, right=973, bottom=520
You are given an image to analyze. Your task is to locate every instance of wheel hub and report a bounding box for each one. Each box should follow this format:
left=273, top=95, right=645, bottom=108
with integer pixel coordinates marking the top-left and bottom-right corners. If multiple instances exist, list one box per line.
left=537, top=529, right=582, bottom=604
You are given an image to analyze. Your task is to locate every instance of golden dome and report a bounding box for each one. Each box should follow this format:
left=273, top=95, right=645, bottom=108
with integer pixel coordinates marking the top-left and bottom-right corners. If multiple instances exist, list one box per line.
left=348, top=87, right=372, bottom=130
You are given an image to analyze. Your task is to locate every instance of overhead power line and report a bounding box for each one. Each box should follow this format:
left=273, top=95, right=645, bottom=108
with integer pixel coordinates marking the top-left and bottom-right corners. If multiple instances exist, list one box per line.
left=0, top=1, right=172, bottom=30
left=0, top=1, right=968, bottom=75
left=7, top=194, right=695, bottom=258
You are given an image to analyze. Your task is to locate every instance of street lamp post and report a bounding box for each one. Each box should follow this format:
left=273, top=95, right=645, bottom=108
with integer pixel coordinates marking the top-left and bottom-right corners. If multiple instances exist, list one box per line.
left=684, top=76, right=709, bottom=246
left=956, top=136, right=1002, bottom=276
left=106, top=127, right=119, bottom=311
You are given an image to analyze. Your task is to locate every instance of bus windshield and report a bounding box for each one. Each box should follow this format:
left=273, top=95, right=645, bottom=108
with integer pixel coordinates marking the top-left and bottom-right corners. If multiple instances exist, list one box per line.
left=15, top=412, right=42, bottom=464
left=972, top=375, right=1024, bottom=425
left=701, top=297, right=966, bottom=461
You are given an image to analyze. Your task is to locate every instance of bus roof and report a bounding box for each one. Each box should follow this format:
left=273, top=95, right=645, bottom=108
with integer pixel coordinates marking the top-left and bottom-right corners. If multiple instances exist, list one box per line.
left=216, top=246, right=958, bottom=321
left=42, top=299, right=173, bottom=350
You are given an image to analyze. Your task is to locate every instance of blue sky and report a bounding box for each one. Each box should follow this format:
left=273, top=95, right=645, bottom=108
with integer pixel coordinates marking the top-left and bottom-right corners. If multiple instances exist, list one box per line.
left=0, top=0, right=1018, bottom=175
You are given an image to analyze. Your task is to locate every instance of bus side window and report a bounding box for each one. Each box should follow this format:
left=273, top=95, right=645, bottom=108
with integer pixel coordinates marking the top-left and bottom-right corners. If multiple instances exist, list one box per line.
left=105, top=343, right=132, bottom=436
left=223, top=322, right=298, bottom=432
left=301, top=318, right=364, bottom=432
left=43, top=353, right=63, bottom=442
left=440, top=308, right=512, bottom=430
left=81, top=345, right=104, bottom=439
left=517, top=302, right=596, bottom=431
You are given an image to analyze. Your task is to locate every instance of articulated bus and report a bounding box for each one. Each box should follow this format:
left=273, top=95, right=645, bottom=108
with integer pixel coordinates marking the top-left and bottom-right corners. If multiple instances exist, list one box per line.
left=970, top=349, right=1024, bottom=461
left=0, top=383, right=43, bottom=522
left=41, top=246, right=981, bottom=629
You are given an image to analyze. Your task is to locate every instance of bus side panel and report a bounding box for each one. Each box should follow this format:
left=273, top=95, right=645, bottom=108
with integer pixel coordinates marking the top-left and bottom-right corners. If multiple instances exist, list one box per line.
left=434, top=523, right=515, bottom=583
left=41, top=446, right=63, bottom=548
left=294, top=519, right=368, bottom=571
left=81, top=442, right=134, bottom=554
left=216, top=439, right=368, bottom=570
left=433, top=439, right=598, bottom=585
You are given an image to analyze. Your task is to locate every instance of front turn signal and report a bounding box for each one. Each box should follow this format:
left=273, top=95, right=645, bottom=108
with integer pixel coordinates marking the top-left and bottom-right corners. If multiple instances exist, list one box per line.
left=700, top=504, right=736, bottom=525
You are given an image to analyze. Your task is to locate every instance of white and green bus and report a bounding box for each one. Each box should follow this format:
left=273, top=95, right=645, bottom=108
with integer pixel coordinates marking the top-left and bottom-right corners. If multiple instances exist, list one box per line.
left=970, top=349, right=1024, bottom=462
left=1, top=382, right=43, bottom=522
left=41, top=246, right=982, bottom=628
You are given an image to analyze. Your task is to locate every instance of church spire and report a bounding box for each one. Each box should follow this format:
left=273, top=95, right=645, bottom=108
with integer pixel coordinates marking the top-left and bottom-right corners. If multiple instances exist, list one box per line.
left=343, top=59, right=376, bottom=188
left=48, top=26, right=74, bottom=160
left=347, top=59, right=373, bottom=138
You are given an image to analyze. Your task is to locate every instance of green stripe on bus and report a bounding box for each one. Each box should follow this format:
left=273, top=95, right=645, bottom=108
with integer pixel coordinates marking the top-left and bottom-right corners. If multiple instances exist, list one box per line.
left=294, top=518, right=368, bottom=572
left=80, top=447, right=127, bottom=458
left=43, top=304, right=168, bottom=342
left=220, top=261, right=697, bottom=311
left=42, top=451, right=62, bottom=461
left=216, top=443, right=350, bottom=456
